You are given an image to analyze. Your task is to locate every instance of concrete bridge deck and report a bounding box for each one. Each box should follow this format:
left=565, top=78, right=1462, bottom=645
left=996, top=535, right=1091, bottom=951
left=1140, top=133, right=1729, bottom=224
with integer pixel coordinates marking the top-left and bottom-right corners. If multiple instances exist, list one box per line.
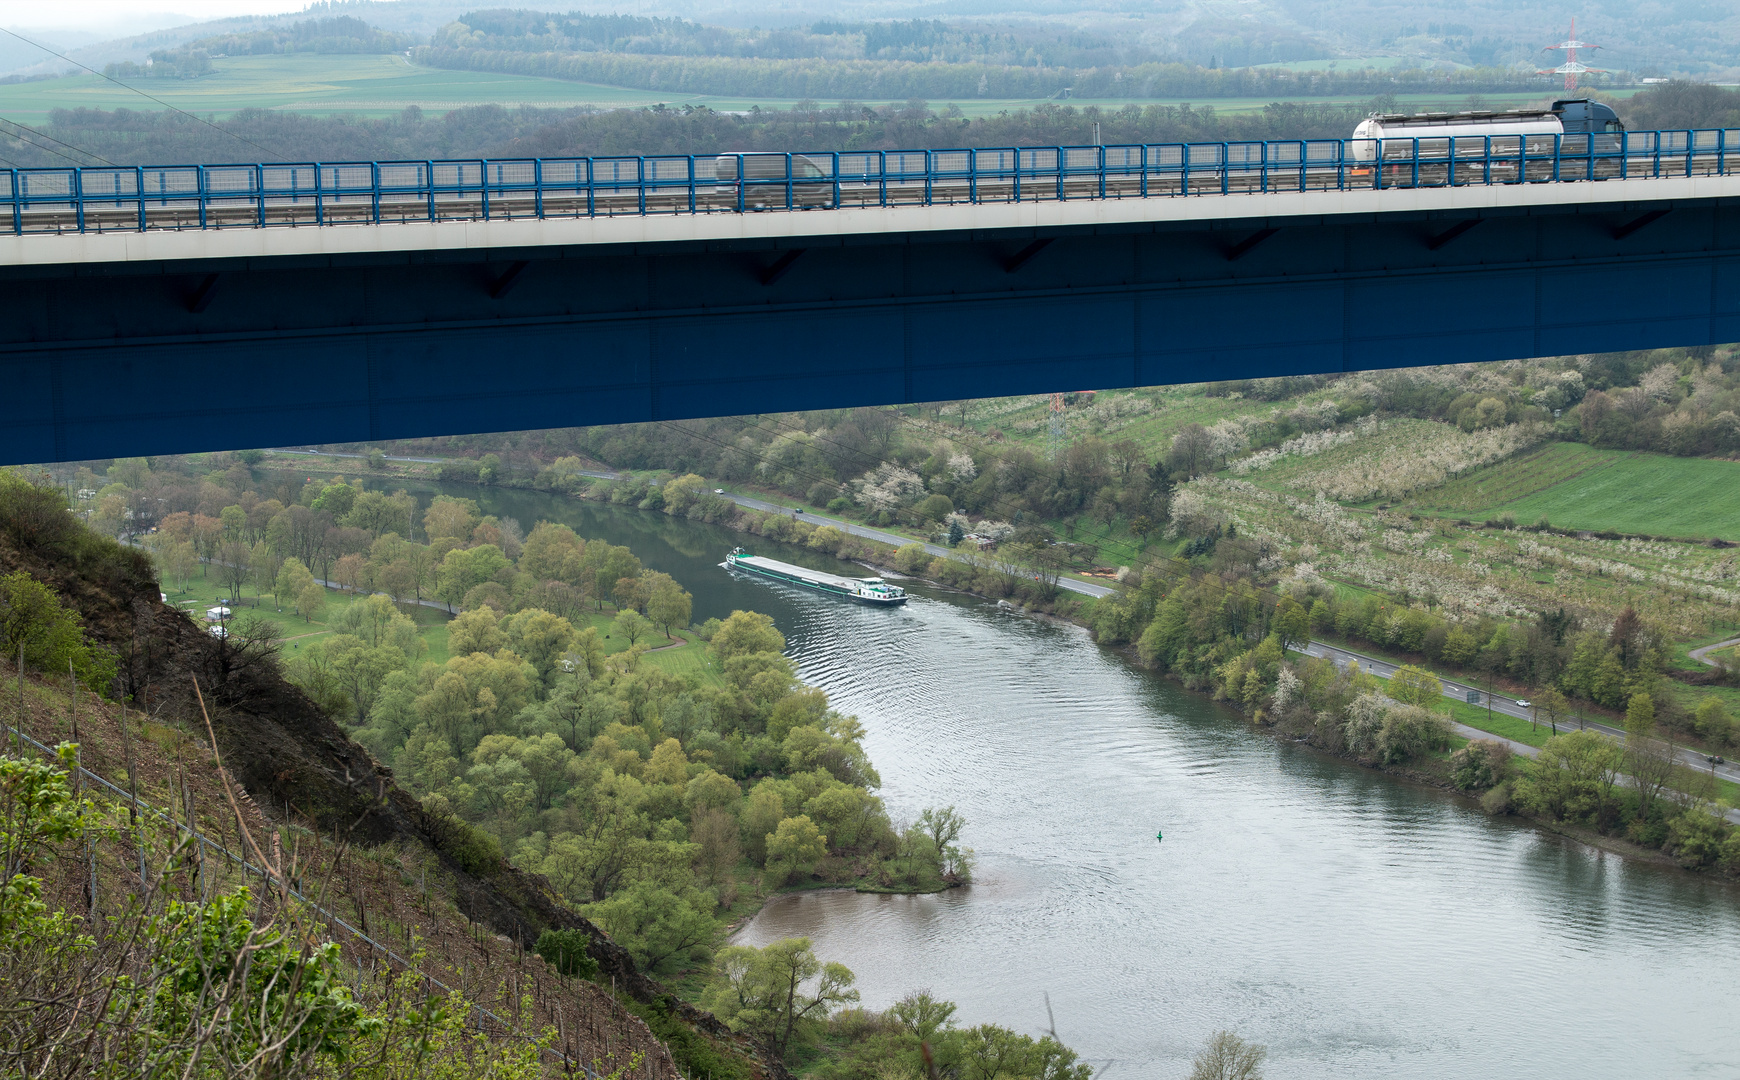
left=4, top=137, right=1739, bottom=465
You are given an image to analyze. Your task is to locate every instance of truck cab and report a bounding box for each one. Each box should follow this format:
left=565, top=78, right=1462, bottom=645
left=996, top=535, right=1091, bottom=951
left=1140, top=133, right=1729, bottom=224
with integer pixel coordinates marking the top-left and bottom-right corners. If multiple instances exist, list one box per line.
left=1553, top=99, right=1624, bottom=135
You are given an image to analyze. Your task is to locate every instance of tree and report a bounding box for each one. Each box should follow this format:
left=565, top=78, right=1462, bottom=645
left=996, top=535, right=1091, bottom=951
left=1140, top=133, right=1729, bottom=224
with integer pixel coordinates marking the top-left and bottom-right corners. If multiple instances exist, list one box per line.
left=764, top=814, right=826, bottom=886
left=1006, top=540, right=1068, bottom=600
left=1274, top=598, right=1309, bottom=652
left=918, top=805, right=965, bottom=854
left=219, top=503, right=248, bottom=540
left=614, top=609, right=652, bottom=647
left=343, top=489, right=406, bottom=537
left=332, top=593, right=422, bottom=663
left=587, top=544, right=642, bottom=612
left=0, top=571, right=114, bottom=688
left=435, top=544, right=509, bottom=611
left=422, top=495, right=478, bottom=544
left=503, top=608, right=577, bottom=686
left=645, top=738, right=689, bottom=787
left=321, top=634, right=406, bottom=722
left=1625, top=727, right=1679, bottom=827
left=700, top=938, right=858, bottom=1062
left=1519, top=730, right=1625, bottom=827
left=916, top=493, right=954, bottom=523
left=521, top=521, right=585, bottom=582
left=741, top=787, right=786, bottom=864
left=403, top=542, right=438, bottom=602
left=1167, top=423, right=1214, bottom=477
left=910, top=805, right=973, bottom=881
left=215, top=540, right=252, bottom=602
left=889, top=990, right=956, bottom=1044
left=310, top=481, right=358, bottom=519
left=1387, top=664, right=1442, bottom=708
left=711, top=610, right=786, bottom=661
left=1190, top=1031, right=1266, bottom=1080
left=448, top=606, right=507, bottom=658
left=276, top=558, right=316, bottom=612
left=163, top=540, right=198, bottom=593
left=646, top=577, right=694, bottom=640
left=1609, top=605, right=1645, bottom=667
left=928, top=1022, right=1087, bottom=1080
left=534, top=928, right=600, bottom=979
left=613, top=575, right=649, bottom=614
left=1374, top=703, right=1450, bottom=765
left=690, top=807, right=742, bottom=889
left=1625, top=692, right=1656, bottom=740
left=377, top=559, right=416, bottom=605
left=1441, top=625, right=1479, bottom=666
left=661, top=473, right=708, bottom=515
left=581, top=881, right=718, bottom=972
left=1449, top=739, right=1512, bottom=791
left=332, top=553, right=366, bottom=596
left=1694, top=697, right=1733, bottom=749
left=947, top=518, right=966, bottom=547
left=1534, top=686, right=1569, bottom=734
left=296, top=581, right=327, bottom=624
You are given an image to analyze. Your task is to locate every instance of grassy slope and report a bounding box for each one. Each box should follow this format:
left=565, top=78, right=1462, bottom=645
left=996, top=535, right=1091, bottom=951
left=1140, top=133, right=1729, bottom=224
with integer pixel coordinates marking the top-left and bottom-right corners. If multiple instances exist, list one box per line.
left=1416, top=442, right=1740, bottom=539
left=0, top=53, right=1561, bottom=123
left=642, top=633, right=726, bottom=686
left=579, top=610, right=726, bottom=686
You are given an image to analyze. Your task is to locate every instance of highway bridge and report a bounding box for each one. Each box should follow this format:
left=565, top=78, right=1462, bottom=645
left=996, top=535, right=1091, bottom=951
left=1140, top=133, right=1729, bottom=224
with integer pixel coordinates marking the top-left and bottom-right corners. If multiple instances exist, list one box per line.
left=3, top=130, right=1739, bottom=464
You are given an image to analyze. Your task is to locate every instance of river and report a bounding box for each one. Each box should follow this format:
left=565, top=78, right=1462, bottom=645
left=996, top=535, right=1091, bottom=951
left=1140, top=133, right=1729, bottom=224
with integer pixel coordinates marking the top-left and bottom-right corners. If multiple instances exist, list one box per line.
left=341, top=476, right=1740, bottom=1078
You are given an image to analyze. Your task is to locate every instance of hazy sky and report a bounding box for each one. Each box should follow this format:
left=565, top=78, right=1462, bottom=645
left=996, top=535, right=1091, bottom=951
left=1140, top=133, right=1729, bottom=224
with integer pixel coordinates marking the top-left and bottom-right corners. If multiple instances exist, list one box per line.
left=7, top=1, right=313, bottom=33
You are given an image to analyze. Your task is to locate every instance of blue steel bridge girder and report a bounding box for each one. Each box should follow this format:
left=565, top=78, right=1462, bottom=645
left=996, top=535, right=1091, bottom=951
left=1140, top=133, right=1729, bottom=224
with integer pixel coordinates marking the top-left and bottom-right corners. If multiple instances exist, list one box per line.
left=2, top=192, right=1738, bottom=465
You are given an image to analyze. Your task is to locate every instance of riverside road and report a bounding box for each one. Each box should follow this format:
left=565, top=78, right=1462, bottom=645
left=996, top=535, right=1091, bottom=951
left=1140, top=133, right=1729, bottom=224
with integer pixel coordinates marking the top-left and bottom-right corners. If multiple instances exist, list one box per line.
left=1303, top=641, right=1740, bottom=818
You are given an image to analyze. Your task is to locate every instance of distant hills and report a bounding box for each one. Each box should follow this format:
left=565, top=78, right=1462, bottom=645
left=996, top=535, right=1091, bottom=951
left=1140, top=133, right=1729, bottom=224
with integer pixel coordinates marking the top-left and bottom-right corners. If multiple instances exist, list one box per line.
left=6, top=0, right=1739, bottom=82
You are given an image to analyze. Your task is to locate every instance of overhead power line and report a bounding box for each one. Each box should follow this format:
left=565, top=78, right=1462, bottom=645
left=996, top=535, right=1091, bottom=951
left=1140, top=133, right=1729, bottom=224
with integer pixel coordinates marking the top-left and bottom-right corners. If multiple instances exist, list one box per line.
left=0, top=26, right=283, bottom=161
left=0, top=115, right=113, bottom=167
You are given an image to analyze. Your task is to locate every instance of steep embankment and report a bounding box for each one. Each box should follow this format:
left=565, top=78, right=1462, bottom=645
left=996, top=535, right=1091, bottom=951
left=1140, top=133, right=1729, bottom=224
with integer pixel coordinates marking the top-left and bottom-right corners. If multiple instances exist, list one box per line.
left=0, top=476, right=762, bottom=1078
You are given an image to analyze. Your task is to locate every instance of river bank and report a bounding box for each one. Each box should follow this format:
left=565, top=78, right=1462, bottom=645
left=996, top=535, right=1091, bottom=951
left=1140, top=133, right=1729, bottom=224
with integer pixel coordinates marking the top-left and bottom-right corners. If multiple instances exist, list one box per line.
left=221, top=471, right=1740, bottom=1075
left=294, top=465, right=1736, bottom=886
left=738, top=581, right=1740, bottom=1078
left=860, top=545, right=1740, bottom=881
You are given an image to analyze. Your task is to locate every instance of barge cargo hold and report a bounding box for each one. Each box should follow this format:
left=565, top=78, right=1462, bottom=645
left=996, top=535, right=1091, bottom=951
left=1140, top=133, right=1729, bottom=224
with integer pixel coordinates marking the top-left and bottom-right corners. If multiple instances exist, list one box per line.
left=724, top=548, right=907, bottom=605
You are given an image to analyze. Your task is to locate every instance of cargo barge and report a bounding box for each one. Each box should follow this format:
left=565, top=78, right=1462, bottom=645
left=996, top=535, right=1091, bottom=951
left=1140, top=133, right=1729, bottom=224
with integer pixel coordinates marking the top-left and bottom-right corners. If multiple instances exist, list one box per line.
left=724, top=547, right=907, bottom=605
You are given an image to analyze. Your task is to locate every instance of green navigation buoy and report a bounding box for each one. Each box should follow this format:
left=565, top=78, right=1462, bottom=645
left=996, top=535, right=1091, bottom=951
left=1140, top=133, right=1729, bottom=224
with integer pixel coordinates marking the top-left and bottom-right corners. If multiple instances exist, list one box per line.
left=1156, top=830, right=1163, bottom=842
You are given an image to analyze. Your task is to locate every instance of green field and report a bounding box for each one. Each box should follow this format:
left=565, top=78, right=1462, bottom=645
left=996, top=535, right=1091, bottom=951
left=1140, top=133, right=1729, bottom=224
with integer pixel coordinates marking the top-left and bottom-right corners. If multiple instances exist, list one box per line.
left=0, top=54, right=671, bottom=122
left=1417, top=442, right=1740, bottom=539
left=0, top=52, right=1570, bottom=124
left=641, top=633, right=725, bottom=687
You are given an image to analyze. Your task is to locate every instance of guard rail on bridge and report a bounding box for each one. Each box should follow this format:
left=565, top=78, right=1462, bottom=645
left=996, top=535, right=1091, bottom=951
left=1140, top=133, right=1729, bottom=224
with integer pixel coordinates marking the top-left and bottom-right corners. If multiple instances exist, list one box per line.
left=4, top=128, right=1739, bottom=235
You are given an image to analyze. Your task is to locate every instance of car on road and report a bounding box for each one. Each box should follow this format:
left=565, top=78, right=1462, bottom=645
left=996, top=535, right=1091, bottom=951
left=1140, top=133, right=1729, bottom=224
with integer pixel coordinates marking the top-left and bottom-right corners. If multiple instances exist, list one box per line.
left=714, top=488, right=725, bottom=494
left=1515, top=699, right=1531, bottom=709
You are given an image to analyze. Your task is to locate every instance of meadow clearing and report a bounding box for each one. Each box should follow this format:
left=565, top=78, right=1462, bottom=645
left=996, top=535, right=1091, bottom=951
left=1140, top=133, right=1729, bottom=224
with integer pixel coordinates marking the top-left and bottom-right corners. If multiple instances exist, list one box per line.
left=1415, top=442, right=1740, bottom=539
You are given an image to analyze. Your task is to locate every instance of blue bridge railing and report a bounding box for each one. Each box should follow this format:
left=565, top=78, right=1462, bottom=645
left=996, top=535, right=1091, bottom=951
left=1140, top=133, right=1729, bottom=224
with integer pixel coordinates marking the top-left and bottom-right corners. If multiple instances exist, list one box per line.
left=3, top=128, right=1736, bottom=236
